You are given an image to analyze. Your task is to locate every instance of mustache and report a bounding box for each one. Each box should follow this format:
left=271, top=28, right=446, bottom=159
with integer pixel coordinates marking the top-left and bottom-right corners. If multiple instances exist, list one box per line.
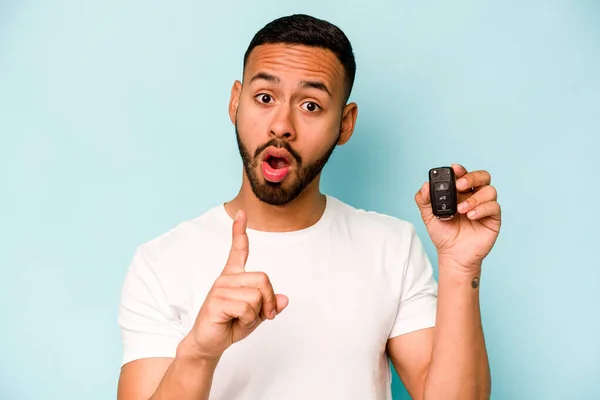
left=254, top=138, right=302, bottom=164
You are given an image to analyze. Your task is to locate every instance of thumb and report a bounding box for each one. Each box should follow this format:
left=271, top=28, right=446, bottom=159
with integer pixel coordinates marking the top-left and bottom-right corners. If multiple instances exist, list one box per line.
left=274, top=294, right=289, bottom=315
left=414, top=182, right=434, bottom=221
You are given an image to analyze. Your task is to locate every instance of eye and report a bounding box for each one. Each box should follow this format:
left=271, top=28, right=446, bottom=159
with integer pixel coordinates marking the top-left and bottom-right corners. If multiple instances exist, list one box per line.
left=301, top=101, right=321, bottom=112
left=255, top=94, right=274, bottom=104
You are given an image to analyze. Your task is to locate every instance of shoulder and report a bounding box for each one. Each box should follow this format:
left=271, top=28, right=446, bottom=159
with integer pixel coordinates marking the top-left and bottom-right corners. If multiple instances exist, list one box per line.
left=120, top=204, right=230, bottom=311
left=327, top=195, right=418, bottom=242
left=326, top=196, right=429, bottom=279
left=132, top=203, right=228, bottom=274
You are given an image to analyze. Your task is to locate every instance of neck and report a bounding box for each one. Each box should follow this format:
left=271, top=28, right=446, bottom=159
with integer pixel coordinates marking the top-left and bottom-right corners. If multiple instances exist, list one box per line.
left=224, top=175, right=327, bottom=233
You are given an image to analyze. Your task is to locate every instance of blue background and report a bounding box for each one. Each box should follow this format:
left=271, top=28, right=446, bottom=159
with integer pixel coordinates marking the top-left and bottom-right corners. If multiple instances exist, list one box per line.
left=1, top=1, right=598, bottom=399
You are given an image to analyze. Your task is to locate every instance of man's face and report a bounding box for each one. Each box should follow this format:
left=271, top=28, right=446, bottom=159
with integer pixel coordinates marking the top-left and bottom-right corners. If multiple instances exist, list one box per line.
left=229, top=43, right=357, bottom=206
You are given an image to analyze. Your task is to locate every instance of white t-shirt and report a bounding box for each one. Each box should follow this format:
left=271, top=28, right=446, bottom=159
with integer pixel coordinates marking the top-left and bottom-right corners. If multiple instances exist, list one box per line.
left=119, top=195, right=438, bottom=399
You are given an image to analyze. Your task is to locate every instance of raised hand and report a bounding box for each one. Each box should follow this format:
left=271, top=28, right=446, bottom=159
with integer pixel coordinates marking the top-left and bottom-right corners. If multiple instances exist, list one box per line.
left=415, top=164, right=502, bottom=272
left=181, top=210, right=289, bottom=362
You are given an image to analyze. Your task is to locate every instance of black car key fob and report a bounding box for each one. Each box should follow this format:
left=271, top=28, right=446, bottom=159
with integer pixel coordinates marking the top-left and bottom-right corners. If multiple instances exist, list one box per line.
left=429, top=166, right=457, bottom=220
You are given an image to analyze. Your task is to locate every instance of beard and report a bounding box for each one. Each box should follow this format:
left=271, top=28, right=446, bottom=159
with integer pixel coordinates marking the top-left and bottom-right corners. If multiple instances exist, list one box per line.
left=235, top=125, right=339, bottom=206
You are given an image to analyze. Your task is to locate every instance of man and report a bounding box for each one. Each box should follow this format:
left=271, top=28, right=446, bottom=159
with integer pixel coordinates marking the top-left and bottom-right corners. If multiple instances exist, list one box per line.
left=117, top=14, right=501, bottom=400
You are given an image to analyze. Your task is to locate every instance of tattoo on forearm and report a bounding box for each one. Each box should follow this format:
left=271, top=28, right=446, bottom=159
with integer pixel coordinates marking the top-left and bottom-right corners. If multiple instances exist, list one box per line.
left=471, top=277, right=480, bottom=289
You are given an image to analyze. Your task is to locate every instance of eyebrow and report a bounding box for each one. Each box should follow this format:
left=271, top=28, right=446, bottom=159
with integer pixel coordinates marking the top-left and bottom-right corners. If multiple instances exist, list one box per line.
left=249, top=72, right=280, bottom=85
left=249, top=72, right=332, bottom=98
left=300, top=80, right=332, bottom=98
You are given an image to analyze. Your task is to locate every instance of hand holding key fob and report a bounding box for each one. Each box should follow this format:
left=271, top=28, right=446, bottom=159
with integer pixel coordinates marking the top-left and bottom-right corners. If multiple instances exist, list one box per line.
left=429, top=166, right=458, bottom=220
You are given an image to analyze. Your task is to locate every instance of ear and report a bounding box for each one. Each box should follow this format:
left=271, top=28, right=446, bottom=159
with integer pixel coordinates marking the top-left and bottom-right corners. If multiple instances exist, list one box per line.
left=228, top=80, right=242, bottom=125
left=337, top=102, right=358, bottom=145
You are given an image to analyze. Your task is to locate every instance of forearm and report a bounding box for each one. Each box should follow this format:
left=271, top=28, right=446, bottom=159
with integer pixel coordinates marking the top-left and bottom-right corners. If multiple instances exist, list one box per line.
left=423, top=259, right=491, bottom=400
left=149, top=339, right=219, bottom=400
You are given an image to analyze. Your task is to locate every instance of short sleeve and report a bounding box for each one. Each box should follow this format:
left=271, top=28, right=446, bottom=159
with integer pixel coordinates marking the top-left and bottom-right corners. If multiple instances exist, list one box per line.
left=118, top=248, right=185, bottom=366
left=388, top=226, right=438, bottom=338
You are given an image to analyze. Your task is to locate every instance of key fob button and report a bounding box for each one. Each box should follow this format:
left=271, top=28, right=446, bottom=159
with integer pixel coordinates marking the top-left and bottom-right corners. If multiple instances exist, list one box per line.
left=435, top=182, right=451, bottom=192
left=436, top=202, right=451, bottom=212
left=436, top=193, right=449, bottom=202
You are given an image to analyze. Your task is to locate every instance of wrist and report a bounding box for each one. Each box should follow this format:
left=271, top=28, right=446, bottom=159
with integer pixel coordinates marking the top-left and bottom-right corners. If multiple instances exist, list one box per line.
left=438, top=256, right=482, bottom=275
left=176, top=335, right=221, bottom=368
left=438, top=257, right=482, bottom=288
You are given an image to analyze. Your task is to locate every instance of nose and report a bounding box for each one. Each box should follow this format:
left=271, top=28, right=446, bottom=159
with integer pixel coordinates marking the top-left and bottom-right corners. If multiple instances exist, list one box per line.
left=268, top=103, right=296, bottom=141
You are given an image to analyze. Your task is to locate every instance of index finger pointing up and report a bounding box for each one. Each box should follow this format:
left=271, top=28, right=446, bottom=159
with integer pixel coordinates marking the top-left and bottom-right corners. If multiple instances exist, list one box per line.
left=223, top=210, right=249, bottom=275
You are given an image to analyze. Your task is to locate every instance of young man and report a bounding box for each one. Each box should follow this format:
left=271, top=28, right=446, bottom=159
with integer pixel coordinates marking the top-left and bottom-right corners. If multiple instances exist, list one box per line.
left=117, top=14, right=501, bottom=400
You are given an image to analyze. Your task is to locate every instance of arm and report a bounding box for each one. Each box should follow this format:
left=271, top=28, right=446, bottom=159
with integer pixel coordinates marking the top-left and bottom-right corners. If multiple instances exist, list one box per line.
left=387, top=261, right=490, bottom=400
left=388, top=164, right=500, bottom=399
left=117, top=339, right=219, bottom=400
left=423, top=260, right=490, bottom=398
left=117, top=359, right=172, bottom=400
left=117, top=211, right=288, bottom=400
left=386, top=328, right=433, bottom=400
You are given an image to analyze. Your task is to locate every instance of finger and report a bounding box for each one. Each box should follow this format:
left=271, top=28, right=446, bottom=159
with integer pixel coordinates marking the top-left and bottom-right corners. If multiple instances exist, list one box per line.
left=414, top=182, right=436, bottom=222
left=465, top=201, right=501, bottom=221
left=415, top=182, right=431, bottom=207
left=218, top=299, right=260, bottom=329
left=211, top=287, right=263, bottom=320
left=215, top=272, right=279, bottom=320
left=455, top=170, right=492, bottom=193
left=451, top=163, right=468, bottom=179
left=414, top=182, right=432, bottom=209
left=457, top=185, right=498, bottom=214
left=275, top=294, right=289, bottom=315
left=223, top=210, right=249, bottom=274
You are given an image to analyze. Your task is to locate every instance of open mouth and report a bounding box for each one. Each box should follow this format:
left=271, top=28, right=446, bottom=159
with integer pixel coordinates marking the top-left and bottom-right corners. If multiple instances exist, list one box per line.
left=265, top=154, right=290, bottom=169
left=261, top=147, right=293, bottom=183
left=263, top=147, right=292, bottom=168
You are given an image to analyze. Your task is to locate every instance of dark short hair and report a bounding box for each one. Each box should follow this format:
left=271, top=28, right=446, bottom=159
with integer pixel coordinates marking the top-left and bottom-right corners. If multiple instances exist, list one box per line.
left=243, top=14, right=356, bottom=102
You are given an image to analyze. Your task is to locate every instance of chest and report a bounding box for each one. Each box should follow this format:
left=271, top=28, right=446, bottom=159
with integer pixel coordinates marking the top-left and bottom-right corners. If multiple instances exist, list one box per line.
left=171, top=240, right=400, bottom=398
left=182, top=238, right=402, bottom=357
